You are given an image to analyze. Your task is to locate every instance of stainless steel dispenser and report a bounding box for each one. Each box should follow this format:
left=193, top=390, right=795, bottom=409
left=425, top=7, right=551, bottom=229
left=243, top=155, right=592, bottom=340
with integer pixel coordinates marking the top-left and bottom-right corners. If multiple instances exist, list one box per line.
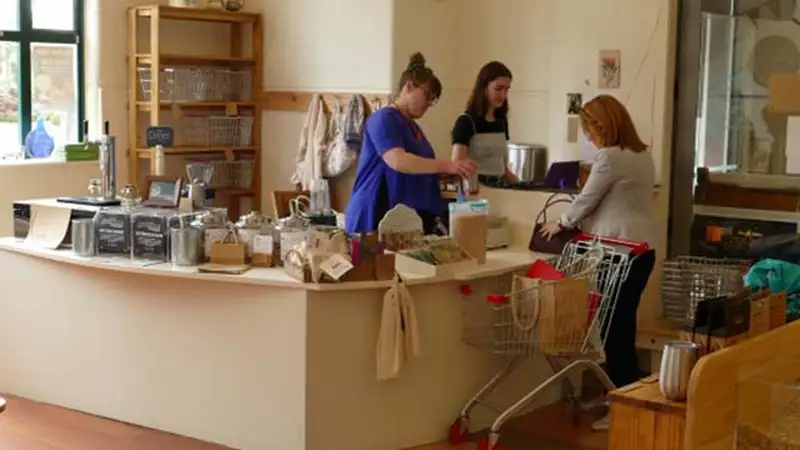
left=98, top=120, right=117, bottom=201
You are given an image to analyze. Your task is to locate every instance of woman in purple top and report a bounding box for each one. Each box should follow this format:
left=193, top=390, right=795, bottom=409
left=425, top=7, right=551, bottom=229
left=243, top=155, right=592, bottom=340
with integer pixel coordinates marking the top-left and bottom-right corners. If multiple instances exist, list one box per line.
left=345, top=53, right=476, bottom=234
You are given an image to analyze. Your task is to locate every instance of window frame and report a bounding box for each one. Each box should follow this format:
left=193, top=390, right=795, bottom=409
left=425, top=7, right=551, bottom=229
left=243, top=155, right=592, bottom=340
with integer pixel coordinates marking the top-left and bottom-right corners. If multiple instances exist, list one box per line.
left=0, top=0, right=85, bottom=145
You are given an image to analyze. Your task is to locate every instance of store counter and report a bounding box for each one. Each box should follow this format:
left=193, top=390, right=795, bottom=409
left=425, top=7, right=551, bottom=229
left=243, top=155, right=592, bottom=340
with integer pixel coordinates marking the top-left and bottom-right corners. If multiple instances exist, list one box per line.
left=0, top=238, right=557, bottom=450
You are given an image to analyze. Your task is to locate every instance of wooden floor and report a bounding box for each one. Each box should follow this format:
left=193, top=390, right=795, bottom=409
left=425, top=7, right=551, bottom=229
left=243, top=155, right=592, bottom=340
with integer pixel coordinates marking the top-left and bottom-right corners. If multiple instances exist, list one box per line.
left=0, top=396, right=607, bottom=450
left=410, top=403, right=608, bottom=450
left=0, top=396, right=232, bottom=450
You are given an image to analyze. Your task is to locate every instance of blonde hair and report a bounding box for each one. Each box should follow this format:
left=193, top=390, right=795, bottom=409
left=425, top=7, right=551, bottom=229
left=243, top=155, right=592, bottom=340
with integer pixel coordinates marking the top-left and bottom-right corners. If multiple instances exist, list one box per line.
left=579, top=95, right=647, bottom=152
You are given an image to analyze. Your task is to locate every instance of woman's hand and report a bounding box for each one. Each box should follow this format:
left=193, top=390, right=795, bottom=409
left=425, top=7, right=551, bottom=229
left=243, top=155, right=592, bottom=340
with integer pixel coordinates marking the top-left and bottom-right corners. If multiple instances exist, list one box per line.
left=539, top=221, right=562, bottom=241
left=444, top=159, right=477, bottom=179
left=504, top=170, right=519, bottom=184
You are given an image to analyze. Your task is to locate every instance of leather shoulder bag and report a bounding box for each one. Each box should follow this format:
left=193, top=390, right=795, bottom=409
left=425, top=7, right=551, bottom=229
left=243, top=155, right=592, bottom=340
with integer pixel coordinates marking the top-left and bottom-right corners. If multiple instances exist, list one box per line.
left=528, top=192, right=580, bottom=254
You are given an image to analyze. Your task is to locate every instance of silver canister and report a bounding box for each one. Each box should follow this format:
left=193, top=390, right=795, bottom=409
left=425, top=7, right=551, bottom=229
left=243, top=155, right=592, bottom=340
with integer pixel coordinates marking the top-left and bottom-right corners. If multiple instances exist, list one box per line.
left=506, top=142, right=547, bottom=183
left=658, top=340, right=700, bottom=401
left=170, top=227, right=201, bottom=266
left=72, top=218, right=96, bottom=257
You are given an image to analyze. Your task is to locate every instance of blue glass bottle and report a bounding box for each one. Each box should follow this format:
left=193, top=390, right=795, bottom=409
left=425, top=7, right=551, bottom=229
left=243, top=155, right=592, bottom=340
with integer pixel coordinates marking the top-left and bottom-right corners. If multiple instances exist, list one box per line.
left=24, top=117, right=55, bottom=159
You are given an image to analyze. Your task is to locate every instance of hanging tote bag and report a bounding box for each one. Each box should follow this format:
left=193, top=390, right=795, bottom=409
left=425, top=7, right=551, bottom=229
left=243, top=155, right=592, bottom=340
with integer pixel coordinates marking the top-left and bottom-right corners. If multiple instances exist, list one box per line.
left=291, top=94, right=329, bottom=189
left=343, top=94, right=366, bottom=153
left=528, top=192, right=581, bottom=254
left=322, top=97, right=360, bottom=178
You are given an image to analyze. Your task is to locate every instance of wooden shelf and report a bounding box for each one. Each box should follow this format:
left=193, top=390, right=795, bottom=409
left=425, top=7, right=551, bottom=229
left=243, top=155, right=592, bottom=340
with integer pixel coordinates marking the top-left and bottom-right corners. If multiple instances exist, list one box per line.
left=135, top=53, right=254, bottom=66
left=133, top=5, right=260, bottom=24
left=136, top=147, right=257, bottom=157
left=135, top=101, right=257, bottom=111
left=128, top=4, right=263, bottom=220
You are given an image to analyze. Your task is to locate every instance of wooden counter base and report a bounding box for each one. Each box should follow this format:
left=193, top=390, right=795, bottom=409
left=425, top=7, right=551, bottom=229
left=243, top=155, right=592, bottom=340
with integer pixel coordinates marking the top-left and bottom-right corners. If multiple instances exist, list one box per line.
left=608, top=375, right=686, bottom=450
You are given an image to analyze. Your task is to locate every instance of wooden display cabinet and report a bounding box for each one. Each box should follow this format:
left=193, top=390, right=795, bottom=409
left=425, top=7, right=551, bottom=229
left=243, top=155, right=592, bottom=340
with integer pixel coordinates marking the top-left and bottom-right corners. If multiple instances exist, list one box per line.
left=127, top=5, right=263, bottom=219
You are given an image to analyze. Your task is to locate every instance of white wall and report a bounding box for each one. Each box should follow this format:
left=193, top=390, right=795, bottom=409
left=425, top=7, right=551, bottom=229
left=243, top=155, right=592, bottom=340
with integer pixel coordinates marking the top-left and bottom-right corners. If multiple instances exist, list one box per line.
left=0, top=0, right=676, bottom=234
left=403, top=0, right=674, bottom=181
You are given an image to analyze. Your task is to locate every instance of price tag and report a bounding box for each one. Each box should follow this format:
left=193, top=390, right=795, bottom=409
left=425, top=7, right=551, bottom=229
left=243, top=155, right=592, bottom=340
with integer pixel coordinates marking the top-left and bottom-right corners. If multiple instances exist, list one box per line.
left=146, top=126, right=174, bottom=148
left=253, top=235, right=273, bottom=254
left=320, top=254, right=354, bottom=281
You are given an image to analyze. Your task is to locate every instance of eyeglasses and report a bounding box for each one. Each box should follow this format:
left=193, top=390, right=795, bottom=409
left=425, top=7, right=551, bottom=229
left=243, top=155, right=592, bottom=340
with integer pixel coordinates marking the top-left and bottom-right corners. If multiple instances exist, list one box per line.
left=422, top=87, right=439, bottom=104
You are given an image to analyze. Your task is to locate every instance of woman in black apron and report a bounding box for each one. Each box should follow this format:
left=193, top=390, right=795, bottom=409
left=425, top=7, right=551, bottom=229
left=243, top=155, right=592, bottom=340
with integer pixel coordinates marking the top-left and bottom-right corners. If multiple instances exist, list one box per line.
left=450, top=61, right=518, bottom=189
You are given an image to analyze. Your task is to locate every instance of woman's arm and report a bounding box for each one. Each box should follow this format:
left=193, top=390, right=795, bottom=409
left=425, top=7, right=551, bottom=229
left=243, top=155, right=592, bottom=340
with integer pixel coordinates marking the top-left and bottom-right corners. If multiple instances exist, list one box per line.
left=451, top=114, right=475, bottom=161
left=559, top=151, right=617, bottom=228
left=382, top=148, right=451, bottom=174
left=369, top=112, right=475, bottom=177
left=451, top=143, right=469, bottom=161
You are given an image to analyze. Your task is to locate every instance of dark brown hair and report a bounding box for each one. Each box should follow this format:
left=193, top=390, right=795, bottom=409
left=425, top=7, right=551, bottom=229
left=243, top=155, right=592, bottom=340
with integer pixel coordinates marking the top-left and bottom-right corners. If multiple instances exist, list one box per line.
left=466, top=61, right=513, bottom=119
left=395, top=52, right=442, bottom=100
left=579, top=94, right=647, bottom=152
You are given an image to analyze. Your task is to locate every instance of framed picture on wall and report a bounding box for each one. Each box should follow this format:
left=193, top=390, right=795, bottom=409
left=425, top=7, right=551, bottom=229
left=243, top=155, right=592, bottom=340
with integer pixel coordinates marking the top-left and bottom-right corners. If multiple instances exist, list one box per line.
left=598, top=50, right=621, bottom=89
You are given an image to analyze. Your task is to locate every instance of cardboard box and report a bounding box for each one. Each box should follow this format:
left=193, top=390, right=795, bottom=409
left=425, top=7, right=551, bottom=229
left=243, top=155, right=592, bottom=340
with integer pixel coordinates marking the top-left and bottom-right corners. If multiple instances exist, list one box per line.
left=769, top=74, right=800, bottom=115
left=393, top=251, right=478, bottom=277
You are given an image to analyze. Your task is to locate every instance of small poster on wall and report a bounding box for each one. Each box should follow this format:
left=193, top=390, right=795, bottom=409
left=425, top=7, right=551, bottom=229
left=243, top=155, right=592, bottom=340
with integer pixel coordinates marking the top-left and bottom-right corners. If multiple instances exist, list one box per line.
left=598, top=50, right=621, bottom=89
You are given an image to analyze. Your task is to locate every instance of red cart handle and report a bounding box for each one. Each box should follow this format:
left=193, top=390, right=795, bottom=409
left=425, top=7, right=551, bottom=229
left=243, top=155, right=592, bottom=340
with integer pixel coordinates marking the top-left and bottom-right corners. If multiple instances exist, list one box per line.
left=571, top=232, right=649, bottom=256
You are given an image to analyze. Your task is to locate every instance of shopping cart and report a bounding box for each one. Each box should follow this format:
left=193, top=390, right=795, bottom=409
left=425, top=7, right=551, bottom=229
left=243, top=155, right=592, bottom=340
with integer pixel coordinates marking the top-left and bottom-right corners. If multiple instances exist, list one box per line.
left=449, top=233, right=649, bottom=450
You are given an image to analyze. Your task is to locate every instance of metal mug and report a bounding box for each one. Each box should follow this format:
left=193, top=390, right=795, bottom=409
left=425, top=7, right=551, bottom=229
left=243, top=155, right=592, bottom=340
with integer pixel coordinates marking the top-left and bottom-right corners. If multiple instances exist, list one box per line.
left=72, top=218, right=96, bottom=257
left=659, top=340, right=700, bottom=401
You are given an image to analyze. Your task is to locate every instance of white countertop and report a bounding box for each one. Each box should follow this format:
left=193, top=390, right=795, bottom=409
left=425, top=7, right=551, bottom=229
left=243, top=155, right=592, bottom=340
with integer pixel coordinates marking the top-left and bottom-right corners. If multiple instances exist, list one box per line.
left=0, top=237, right=542, bottom=291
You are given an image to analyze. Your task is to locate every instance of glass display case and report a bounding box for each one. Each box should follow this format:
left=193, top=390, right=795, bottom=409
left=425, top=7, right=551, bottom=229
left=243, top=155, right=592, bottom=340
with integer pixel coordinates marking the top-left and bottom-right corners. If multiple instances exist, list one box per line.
left=695, top=0, right=800, bottom=175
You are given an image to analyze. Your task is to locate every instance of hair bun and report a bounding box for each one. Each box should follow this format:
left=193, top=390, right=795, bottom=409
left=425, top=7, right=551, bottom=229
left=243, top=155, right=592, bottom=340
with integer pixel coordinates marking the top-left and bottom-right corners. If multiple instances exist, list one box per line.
left=407, top=52, right=427, bottom=70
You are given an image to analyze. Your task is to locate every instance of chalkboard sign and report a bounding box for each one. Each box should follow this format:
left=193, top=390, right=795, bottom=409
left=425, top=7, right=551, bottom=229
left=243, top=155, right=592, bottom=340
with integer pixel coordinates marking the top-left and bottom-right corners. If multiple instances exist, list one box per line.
left=146, top=126, right=174, bottom=148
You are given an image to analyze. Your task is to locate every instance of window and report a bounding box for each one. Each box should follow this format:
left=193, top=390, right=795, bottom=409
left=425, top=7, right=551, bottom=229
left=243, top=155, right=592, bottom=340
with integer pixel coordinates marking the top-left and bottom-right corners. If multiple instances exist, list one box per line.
left=0, top=0, right=84, bottom=160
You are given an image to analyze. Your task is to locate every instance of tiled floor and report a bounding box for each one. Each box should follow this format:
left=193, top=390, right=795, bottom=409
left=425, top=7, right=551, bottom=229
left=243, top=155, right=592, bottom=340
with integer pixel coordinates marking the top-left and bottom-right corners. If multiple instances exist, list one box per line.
left=0, top=395, right=607, bottom=450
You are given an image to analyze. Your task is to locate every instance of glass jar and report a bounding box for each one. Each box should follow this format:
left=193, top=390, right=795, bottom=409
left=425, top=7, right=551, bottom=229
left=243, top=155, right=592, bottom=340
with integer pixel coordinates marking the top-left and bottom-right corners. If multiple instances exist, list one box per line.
left=88, top=178, right=102, bottom=200
left=235, top=211, right=266, bottom=258
left=275, top=211, right=309, bottom=265
left=197, top=210, right=228, bottom=261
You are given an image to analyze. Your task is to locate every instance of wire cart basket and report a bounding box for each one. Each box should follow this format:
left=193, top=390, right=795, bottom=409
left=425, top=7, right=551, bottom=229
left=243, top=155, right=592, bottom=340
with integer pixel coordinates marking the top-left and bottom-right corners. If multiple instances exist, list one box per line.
left=449, top=233, right=649, bottom=450
left=660, top=256, right=751, bottom=325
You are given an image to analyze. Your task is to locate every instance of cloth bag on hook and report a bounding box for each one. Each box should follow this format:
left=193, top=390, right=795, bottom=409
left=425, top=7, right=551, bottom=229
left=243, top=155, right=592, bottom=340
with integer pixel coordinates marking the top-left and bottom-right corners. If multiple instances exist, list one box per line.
left=292, top=94, right=329, bottom=189
left=376, top=275, right=421, bottom=381
left=322, top=95, right=362, bottom=178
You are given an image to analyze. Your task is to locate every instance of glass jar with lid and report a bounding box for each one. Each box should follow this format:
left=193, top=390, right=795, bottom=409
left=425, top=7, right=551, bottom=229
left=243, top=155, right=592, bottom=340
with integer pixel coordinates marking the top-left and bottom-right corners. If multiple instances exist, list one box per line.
left=195, top=210, right=228, bottom=261
left=274, top=208, right=309, bottom=266
left=235, top=211, right=266, bottom=259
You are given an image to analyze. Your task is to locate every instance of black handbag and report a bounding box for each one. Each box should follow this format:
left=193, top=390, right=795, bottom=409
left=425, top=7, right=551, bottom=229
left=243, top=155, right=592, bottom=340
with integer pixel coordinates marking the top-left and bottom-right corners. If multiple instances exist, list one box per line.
left=528, top=193, right=580, bottom=254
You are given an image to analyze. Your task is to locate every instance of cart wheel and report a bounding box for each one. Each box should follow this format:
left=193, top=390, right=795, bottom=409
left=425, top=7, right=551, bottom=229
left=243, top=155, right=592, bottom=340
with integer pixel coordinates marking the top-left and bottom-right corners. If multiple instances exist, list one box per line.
left=447, top=417, right=469, bottom=444
left=478, top=436, right=500, bottom=450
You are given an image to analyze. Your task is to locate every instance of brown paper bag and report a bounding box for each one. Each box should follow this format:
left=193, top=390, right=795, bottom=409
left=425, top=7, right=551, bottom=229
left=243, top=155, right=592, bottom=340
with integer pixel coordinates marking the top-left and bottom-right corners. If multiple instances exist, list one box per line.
left=210, top=227, right=247, bottom=266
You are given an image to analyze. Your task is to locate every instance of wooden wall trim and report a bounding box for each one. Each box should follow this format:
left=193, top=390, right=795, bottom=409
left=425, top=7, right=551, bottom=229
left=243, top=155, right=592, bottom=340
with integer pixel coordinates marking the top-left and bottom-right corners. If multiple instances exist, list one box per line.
left=259, top=91, right=392, bottom=112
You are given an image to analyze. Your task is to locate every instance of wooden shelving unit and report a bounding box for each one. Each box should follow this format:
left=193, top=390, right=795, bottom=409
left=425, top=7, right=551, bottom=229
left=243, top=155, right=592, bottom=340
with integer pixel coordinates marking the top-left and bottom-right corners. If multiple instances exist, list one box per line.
left=127, top=5, right=263, bottom=219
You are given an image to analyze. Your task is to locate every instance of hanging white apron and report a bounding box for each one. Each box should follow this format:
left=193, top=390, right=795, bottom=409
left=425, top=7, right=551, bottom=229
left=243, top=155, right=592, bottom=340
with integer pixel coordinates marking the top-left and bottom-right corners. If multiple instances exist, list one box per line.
left=460, top=113, right=508, bottom=188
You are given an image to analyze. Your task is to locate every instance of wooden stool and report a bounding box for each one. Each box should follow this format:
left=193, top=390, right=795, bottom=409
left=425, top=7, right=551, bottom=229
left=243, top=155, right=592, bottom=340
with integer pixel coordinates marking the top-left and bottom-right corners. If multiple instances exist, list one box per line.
left=607, top=375, right=686, bottom=449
